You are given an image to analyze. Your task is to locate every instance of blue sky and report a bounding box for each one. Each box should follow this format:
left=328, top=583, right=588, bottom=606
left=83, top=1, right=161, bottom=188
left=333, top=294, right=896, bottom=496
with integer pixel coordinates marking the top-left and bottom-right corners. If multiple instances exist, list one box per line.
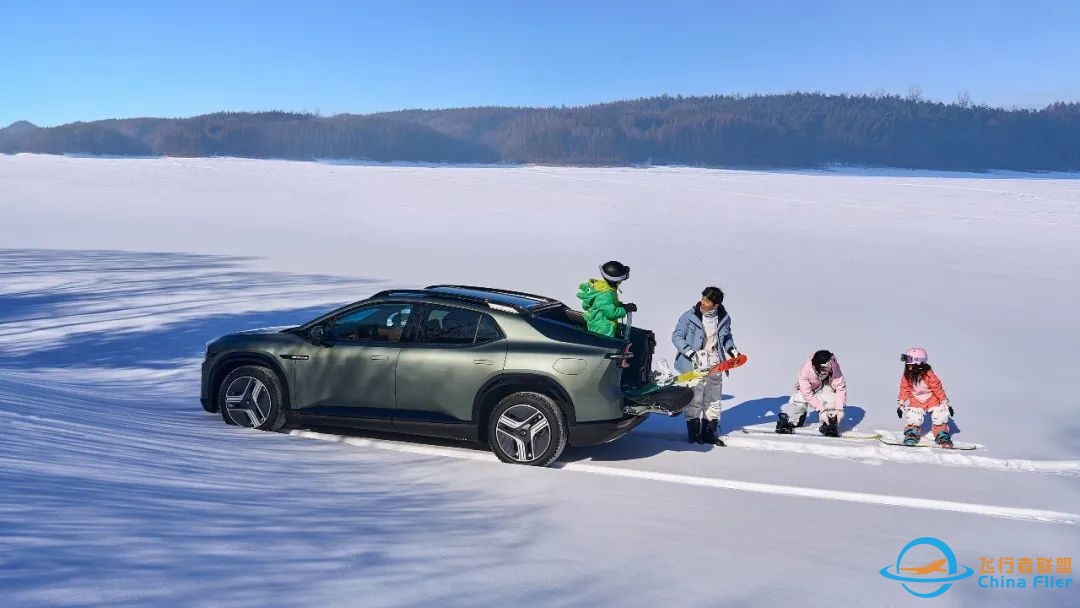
left=2, top=0, right=1078, bottom=126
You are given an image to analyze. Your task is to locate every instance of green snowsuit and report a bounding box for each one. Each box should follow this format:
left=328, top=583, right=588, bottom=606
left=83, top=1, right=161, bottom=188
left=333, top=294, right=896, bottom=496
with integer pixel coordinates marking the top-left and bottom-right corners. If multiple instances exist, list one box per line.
left=577, top=278, right=627, bottom=337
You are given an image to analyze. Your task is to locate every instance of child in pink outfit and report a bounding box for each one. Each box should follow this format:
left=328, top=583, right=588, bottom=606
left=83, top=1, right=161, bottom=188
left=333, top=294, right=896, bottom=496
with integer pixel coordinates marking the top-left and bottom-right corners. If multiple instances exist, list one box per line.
left=776, top=350, right=847, bottom=436
left=896, top=347, right=954, bottom=448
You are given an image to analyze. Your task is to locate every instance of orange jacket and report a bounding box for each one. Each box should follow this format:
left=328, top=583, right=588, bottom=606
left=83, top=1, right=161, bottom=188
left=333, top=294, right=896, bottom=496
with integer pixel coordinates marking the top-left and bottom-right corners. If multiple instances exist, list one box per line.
left=898, top=369, right=949, bottom=409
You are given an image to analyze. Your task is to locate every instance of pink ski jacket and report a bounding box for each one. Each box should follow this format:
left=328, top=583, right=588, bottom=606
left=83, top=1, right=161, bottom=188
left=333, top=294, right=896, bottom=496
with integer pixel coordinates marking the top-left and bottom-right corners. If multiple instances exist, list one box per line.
left=898, top=369, right=949, bottom=409
left=793, top=355, right=847, bottom=411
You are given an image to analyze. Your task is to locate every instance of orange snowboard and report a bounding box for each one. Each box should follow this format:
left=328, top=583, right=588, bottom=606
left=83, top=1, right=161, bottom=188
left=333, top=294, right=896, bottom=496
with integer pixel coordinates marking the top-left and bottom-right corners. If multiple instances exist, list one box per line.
left=707, top=353, right=748, bottom=376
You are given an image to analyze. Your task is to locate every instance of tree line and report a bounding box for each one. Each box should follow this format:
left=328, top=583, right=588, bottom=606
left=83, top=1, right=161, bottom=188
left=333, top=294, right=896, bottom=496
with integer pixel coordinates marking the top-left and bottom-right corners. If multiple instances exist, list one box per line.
left=2, top=94, right=1078, bottom=171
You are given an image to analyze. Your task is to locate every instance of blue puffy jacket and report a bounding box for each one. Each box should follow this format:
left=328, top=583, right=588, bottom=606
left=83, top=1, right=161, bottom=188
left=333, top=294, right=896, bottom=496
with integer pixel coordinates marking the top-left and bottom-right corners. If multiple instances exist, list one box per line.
left=672, top=304, right=735, bottom=373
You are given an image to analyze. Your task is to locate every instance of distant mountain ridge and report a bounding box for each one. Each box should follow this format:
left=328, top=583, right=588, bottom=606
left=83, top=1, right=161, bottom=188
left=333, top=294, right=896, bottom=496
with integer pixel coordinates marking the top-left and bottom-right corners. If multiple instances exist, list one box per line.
left=3, top=94, right=1078, bottom=171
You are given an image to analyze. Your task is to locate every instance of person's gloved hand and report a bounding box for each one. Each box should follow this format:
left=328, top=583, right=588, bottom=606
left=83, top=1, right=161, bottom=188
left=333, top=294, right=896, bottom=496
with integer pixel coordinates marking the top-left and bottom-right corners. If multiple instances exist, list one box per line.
left=623, top=302, right=638, bottom=313
left=943, top=401, right=954, bottom=417
left=722, top=348, right=741, bottom=377
left=897, top=406, right=903, bottom=419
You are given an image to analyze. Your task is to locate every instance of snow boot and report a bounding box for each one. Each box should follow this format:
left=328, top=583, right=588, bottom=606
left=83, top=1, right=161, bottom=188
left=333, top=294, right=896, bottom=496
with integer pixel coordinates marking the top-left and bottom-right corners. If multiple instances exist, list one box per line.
left=796, top=412, right=807, bottom=428
left=819, top=416, right=839, bottom=437
left=935, top=431, right=954, bottom=449
left=686, top=418, right=703, bottom=444
left=775, top=413, right=794, bottom=434
left=702, top=419, right=726, bottom=447
left=902, top=426, right=921, bottom=446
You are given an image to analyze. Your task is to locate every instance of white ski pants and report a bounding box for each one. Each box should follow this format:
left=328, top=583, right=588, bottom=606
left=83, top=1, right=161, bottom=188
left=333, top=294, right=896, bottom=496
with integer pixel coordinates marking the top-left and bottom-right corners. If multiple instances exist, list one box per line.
left=685, top=374, right=723, bottom=421
left=781, top=385, right=843, bottom=423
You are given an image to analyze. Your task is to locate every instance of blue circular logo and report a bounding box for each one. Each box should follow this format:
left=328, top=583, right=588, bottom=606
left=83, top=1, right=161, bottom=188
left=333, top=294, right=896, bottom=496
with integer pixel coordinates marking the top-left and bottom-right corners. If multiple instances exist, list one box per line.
left=879, top=537, right=975, bottom=598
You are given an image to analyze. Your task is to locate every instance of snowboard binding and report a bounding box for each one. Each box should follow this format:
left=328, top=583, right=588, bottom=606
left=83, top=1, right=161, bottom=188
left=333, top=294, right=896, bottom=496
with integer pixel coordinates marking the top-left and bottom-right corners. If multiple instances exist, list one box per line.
left=935, top=431, right=954, bottom=449
left=818, top=416, right=840, bottom=437
left=775, top=413, right=795, bottom=434
left=902, top=426, right=921, bottom=446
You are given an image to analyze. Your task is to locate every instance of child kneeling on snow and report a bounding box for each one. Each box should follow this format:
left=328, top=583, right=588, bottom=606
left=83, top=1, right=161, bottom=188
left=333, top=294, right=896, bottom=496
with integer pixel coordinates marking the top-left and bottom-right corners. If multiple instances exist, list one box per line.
left=897, top=347, right=954, bottom=448
left=776, top=350, right=846, bottom=436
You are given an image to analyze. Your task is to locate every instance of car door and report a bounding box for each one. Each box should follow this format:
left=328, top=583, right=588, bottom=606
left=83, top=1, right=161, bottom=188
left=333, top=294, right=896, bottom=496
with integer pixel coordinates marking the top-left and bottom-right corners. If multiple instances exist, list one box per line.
left=395, top=305, right=507, bottom=428
left=291, top=302, right=414, bottom=419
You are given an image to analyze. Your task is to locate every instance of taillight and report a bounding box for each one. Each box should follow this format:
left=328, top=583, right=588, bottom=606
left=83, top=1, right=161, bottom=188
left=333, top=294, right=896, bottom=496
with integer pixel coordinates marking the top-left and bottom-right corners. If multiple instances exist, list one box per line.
left=605, top=343, right=634, bottom=368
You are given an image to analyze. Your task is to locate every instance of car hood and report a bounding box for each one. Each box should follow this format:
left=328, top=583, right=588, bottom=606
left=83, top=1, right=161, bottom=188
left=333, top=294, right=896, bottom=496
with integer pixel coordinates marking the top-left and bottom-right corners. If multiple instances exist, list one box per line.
left=232, top=325, right=294, bottom=336
left=208, top=326, right=296, bottom=347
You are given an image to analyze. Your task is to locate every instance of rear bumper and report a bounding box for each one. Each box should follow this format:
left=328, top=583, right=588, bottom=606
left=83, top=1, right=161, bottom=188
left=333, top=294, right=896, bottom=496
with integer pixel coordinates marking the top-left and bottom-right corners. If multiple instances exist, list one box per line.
left=567, top=414, right=648, bottom=447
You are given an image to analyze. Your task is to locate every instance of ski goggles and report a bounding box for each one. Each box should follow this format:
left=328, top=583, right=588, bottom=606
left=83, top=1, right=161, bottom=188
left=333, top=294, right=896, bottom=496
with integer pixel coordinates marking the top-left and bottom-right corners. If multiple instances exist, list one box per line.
left=900, top=353, right=927, bottom=364
left=599, top=265, right=630, bottom=282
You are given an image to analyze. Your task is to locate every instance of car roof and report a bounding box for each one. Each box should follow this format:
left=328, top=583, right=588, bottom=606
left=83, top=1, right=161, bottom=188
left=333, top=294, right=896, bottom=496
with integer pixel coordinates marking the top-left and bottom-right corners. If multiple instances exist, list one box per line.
left=369, top=285, right=561, bottom=313
left=425, top=285, right=558, bottom=310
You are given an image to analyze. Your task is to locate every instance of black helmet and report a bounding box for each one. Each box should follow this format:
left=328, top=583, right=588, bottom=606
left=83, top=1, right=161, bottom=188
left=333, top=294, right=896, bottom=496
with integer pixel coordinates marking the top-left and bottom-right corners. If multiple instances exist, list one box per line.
left=599, top=260, right=630, bottom=283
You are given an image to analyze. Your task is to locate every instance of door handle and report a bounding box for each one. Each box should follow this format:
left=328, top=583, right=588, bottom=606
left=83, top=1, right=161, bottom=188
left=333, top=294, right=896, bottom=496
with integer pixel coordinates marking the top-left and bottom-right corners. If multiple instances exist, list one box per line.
left=370, top=354, right=391, bottom=361
left=473, top=359, right=494, bottom=365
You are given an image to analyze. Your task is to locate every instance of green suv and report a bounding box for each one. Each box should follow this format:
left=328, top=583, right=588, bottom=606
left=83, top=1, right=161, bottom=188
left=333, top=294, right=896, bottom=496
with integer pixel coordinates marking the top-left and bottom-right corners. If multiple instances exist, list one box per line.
left=200, top=285, right=690, bottom=466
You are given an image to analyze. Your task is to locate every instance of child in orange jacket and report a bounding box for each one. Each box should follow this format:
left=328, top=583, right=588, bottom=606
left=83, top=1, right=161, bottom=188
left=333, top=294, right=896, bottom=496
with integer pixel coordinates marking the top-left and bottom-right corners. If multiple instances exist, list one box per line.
left=896, top=347, right=954, bottom=448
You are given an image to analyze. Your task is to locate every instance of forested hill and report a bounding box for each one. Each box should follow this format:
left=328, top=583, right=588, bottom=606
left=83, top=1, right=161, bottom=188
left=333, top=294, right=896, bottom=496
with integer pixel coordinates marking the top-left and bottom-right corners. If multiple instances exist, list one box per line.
left=3, top=94, right=1078, bottom=171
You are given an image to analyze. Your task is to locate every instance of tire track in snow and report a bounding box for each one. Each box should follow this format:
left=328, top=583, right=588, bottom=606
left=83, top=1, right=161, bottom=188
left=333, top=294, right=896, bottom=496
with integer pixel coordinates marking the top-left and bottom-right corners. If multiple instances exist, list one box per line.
left=290, top=430, right=1079, bottom=526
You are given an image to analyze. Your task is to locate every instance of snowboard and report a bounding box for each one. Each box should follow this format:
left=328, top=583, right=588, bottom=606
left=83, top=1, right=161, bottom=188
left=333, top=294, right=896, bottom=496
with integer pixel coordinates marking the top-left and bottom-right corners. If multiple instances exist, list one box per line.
left=877, top=434, right=978, bottom=450
left=674, top=353, right=749, bottom=384
left=739, top=425, right=880, bottom=440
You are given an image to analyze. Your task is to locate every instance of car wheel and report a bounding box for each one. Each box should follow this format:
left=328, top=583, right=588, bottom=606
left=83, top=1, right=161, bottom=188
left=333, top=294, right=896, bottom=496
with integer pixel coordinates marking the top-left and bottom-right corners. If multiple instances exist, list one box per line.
left=217, top=365, right=286, bottom=431
left=488, top=392, right=567, bottom=467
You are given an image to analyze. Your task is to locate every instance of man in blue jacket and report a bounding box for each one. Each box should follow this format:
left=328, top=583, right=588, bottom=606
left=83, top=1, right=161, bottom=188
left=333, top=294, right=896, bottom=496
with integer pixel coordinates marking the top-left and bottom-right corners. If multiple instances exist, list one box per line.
left=672, top=286, right=739, bottom=446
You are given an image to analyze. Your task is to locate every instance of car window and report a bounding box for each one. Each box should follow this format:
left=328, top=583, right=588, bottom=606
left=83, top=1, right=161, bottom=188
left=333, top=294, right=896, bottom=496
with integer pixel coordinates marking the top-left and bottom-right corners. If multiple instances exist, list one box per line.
left=329, top=304, right=412, bottom=343
left=475, top=314, right=503, bottom=343
left=415, top=306, right=483, bottom=345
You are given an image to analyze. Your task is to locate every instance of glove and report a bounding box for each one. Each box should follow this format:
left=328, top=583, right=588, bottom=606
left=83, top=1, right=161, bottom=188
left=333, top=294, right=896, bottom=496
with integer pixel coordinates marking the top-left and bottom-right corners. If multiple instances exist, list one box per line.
left=897, top=407, right=903, bottom=419
left=943, top=401, right=954, bottom=417
left=727, top=347, right=740, bottom=359
left=623, top=302, right=638, bottom=313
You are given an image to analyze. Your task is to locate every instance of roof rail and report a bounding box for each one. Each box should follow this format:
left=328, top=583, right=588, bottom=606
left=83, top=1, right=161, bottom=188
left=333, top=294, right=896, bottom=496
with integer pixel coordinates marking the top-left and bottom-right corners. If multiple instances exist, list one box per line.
left=371, top=288, right=532, bottom=313
left=424, top=284, right=560, bottom=305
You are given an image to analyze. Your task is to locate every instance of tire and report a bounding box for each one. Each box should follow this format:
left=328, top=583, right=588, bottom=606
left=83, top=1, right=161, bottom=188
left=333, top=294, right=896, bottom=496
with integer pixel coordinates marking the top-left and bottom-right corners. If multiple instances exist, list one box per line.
left=217, top=365, right=287, bottom=431
left=488, top=391, right=567, bottom=467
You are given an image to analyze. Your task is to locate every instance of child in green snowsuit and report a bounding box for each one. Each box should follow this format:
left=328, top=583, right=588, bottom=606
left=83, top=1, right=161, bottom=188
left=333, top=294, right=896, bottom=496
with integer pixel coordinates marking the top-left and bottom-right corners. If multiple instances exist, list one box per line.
left=577, top=260, right=637, bottom=337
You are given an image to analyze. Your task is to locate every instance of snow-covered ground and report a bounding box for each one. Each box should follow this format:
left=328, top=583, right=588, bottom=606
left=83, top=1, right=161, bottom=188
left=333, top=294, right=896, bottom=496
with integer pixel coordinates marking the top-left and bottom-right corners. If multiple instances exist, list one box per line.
left=1, top=154, right=1078, bottom=606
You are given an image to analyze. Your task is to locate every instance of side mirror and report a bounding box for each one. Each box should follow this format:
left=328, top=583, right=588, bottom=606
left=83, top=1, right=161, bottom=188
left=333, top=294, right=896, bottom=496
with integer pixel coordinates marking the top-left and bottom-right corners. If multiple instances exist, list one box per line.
left=309, top=325, right=327, bottom=346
